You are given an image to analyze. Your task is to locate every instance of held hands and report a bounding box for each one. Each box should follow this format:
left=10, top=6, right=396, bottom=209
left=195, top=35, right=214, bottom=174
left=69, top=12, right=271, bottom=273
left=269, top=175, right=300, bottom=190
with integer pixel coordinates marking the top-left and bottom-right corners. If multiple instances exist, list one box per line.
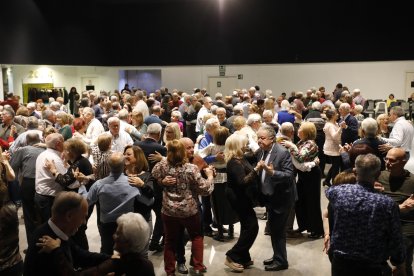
left=148, top=151, right=163, bottom=163
left=400, top=194, right=414, bottom=212
left=37, top=235, right=61, bottom=253
left=0, top=150, right=10, bottom=162
left=162, top=175, right=177, bottom=186
left=378, top=143, right=393, bottom=154
left=215, top=151, right=224, bottom=162
left=255, top=161, right=274, bottom=175
left=374, top=181, right=385, bottom=193
left=203, top=165, right=216, bottom=178
left=281, top=141, right=294, bottom=149
left=44, top=158, right=57, bottom=174
left=128, top=175, right=145, bottom=187
left=339, top=121, right=347, bottom=129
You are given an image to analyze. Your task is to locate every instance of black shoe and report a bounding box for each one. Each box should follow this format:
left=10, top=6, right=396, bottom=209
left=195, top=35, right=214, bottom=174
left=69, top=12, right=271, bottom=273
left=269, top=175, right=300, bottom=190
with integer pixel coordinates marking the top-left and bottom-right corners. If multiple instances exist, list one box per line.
left=286, top=231, right=302, bottom=239
left=264, top=226, right=270, bottom=235
left=213, top=233, right=225, bottom=242
left=243, top=260, right=254, bottom=269
left=265, top=263, right=288, bottom=271
left=263, top=258, right=274, bottom=266
left=203, top=226, right=214, bottom=237
left=323, top=180, right=331, bottom=187
left=148, top=242, right=163, bottom=252
left=177, top=263, right=189, bottom=274
left=308, top=232, right=323, bottom=239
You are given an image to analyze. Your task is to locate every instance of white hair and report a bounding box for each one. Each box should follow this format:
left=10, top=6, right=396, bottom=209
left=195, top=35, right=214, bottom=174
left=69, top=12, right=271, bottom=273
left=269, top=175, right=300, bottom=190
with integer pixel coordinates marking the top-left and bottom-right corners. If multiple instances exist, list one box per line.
left=171, top=110, right=182, bottom=119
left=265, top=89, right=272, bottom=98
left=27, top=102, right=36, bottom=109
left=147, top=123, right=162, bottom=135
left=82, top=107, right=95, bottom=117
left=205, top=117, right=220, bottom=130
left=262, top=110, right=274, bottom=118
left=246, top=113, right=262, bottom=126
left=361, top=118, right=378, bottom=137
left=281, top=100, right=290, bottom=110
left=118, top=109, right=129, bottom=120
left=354, top=104, right=363, bottom=113
left=116, top=212, right=150, bottom=253
left=339, top=102, right=351, bottom=112
left=311, top=101, right=321, bottom=111
left=107, top=116, right=120, bottom=125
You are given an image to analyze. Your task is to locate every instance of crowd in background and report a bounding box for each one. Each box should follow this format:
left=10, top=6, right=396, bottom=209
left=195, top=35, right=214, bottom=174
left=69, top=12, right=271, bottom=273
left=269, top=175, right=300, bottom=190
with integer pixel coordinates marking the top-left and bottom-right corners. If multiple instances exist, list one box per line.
left=0, top=82, right=414, bottom=275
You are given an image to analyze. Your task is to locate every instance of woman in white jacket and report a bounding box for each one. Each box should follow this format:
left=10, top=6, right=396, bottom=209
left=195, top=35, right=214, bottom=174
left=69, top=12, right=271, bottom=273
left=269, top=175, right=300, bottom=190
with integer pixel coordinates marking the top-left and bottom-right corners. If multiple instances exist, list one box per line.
left=322, top=109, right=342, bottom=187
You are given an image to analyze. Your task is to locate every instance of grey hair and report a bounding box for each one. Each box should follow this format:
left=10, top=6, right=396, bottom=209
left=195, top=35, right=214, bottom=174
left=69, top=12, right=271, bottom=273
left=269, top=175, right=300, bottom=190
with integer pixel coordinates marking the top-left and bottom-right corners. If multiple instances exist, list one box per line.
left=246, top=113, right=262, bottom=126
left=355, top=154, right=381, bottom=183
left=50, top=101, right=61, bottom=109
left=42, top=109, right=55, bottom=120
left=311, top=101, right=321, bottom=111
left=136, top=90, right=144, bottom=99
left=205, top=117, right=220, bottom=130
left=361, top=118, right=378, bottom=137
left=107, top=116, right=120, bottom=125
left=82, top=107, right=95, bottom=117
left=390, top=106, right=404, bottom=117
left=45, top=133, right=64, bottom=150
left=339, top=102, right=350, bottom=112
left=233, top=105, right=243, bottom=115
left=171, top=110, right=182, bottom=119
left=116, top=212, right=150, bottom=254
left=262, top=110, right=274, bottom=118
left=258, top=125, right=276, bottom=139
left=27, top=116, right=39, bottom=129
left=281, top=100, right=290, bottom=110
left=108, top=152, right=124, bottom=174
left=118, top=109, right=129, bottom=120
left=215, top=93, right=223, bottom=100
left=354, top=104, right=363, bottom=113
left=146, top=123, right=162, bottom=135
left=280, top=122, right=294, bottom=136
left=27, top=102, right=36, bottom=109
left=203, top=97, right=212, bottom=104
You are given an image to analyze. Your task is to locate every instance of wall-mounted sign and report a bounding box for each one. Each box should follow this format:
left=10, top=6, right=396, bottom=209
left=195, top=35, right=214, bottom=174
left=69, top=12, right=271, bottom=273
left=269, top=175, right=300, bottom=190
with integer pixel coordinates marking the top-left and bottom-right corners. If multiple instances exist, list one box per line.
left=217, top=81, right=221, bottom=87
left=238, top=74, right=243, bottom=80
left=219, top=65, right=226, bottom=76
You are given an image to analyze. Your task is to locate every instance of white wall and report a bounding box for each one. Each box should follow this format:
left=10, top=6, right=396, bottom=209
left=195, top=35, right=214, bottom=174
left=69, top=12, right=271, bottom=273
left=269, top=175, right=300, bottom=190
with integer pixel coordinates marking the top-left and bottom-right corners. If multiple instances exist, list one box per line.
left=7, top=60, right=414, bottom=102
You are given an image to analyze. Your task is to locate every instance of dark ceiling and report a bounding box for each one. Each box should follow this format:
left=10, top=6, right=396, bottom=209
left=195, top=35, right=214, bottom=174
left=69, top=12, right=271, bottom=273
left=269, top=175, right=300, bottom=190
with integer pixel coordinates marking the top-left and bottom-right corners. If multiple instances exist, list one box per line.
left=1, top=0, right=413, bottom=66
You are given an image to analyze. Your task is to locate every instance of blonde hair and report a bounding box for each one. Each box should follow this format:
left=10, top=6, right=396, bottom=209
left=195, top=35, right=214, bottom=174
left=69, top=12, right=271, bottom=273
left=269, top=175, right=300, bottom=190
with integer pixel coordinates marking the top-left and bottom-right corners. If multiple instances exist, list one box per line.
left=224, top=134, right=248, bottom=163
left=299, top=122, right=317, bottom=141
left=163, top=122, right=182, bottom=144
left=233, top=116, right=246, bottom=131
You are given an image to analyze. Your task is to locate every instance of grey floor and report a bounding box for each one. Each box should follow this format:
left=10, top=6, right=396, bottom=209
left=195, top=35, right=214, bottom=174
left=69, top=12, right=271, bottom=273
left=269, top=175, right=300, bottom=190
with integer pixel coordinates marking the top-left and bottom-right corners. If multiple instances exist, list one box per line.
left=19, top=152, right=414, bottom=275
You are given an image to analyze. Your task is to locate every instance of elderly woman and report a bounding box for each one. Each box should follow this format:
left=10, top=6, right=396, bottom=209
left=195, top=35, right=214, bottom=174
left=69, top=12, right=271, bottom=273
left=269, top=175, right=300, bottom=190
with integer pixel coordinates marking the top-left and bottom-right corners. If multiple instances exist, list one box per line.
left=277, top=100, right=302, bottom=125
left=57, top=113, right=73, bottom=141
left=376, top=113, right=390, bottom=138
left=323, top=109, right=342, bottom=187
left=283, top=122, right=324, bottom=239
left=91, top=133, right=113, bottom=180
left=130, top=109, right=147, bottom=140
left=171, top=110, right=184, bottom=133
left=223, top=134, right=259, bottom=272
left=112, top=212, right=155, bottom=275
left=152, top=140, right=214, bottom=276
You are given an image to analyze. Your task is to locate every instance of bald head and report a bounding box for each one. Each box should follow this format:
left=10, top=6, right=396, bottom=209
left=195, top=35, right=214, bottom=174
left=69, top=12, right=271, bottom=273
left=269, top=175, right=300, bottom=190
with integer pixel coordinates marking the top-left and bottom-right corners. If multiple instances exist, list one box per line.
left=179, top=137, right=195, bottom=159
left=386, top=147, right=408, bottom=174
left=108, top=152, right=125, bottom=173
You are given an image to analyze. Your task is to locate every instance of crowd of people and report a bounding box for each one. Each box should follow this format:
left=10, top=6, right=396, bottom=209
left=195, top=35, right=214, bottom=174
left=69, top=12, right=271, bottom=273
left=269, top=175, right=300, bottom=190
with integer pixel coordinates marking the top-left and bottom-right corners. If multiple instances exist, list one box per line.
left=0, top=83, right=414, bottom=275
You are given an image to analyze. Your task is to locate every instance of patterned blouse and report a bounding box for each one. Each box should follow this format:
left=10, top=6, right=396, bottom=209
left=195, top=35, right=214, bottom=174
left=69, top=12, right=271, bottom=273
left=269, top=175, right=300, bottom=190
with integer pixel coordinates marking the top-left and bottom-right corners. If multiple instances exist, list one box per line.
left=91, top=145, right=113, bottom=180
left=152, top=159, right=214, bottom=218
left=288, top=139, right=318, bottom=163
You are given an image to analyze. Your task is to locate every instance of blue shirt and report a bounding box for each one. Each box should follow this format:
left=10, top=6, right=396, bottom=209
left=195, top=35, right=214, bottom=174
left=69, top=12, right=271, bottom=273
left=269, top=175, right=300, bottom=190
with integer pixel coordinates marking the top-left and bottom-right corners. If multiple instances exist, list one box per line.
left=198, top=132, right=216, bottom=164
left=87, top=173, right=140, bottom=223
left=326, top=183, right=405, bottom=266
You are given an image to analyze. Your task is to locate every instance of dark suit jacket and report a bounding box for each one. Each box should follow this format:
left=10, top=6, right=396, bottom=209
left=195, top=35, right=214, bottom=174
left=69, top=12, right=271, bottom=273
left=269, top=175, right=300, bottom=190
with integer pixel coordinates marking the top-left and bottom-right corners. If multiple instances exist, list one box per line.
left=340, top=114, right=359, bottom=145
left=24, top=222, right=110, bottom=276
left=256, top=143, right=295, bottom=214
left=134, top=138, right=167, bottom=199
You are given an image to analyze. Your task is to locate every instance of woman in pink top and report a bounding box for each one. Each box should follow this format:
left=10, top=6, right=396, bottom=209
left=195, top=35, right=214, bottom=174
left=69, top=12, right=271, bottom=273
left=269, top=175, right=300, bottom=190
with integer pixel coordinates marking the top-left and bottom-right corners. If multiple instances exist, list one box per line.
left=322, top=109, right=342, bottom=187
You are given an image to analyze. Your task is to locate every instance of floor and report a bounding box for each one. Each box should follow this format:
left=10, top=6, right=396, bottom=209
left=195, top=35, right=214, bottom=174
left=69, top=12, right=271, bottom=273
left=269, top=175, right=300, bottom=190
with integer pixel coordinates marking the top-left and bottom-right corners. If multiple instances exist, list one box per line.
left=19, top=153, right=414, bottom=276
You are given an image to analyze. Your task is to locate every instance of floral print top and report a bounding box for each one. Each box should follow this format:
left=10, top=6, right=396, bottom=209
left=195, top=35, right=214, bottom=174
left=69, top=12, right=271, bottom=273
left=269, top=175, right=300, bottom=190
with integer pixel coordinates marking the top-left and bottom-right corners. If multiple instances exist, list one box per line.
left=152, top=159, right=214, bottom=218
left=288, top=140, right=319, bottom=163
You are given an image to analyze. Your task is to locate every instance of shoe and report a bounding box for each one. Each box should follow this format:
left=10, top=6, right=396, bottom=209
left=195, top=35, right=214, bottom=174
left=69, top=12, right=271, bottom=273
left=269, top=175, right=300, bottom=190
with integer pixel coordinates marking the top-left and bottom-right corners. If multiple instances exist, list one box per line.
left=148, top=242, right=163, bottom=252
left=177, top=263, right=189, bottom=274
left=265, top=263, right=288, bottom=271
left=203, top=226, right=214, bottom=237
left=23, top=249, right=27, bottom=254
left=224, top=256, right=244, bottom=272
left=259, top=213, right=268, bottom=220
left=189, top=267, right=206, bottom=275
left=189, top=259, right=207, bottom=272
left=243, top=260, right=254, bottom=269
left=323, top=180, right=331, bottom=187
left=213, top=233, right=225, bottom=242
left=308, top=232, right=323, bottom=239
left=286, top=230, right=302, bottom=239
left=263, top=257, right=274, bottom=266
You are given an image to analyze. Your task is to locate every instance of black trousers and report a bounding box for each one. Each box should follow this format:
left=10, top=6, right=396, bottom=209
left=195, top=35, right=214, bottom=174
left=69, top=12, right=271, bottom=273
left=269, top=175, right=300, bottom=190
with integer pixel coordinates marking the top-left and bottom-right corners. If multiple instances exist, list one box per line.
left=225, top=202, right=258, bottom=264
left=150, top=198, right=164, bottom=245
left=20, top=178, right=40, bottom=244
left=98, top=221, right=117, bottom=255
left=34, top=193, right=55, bottom=224
left=326, top=155, right=341, bottom=185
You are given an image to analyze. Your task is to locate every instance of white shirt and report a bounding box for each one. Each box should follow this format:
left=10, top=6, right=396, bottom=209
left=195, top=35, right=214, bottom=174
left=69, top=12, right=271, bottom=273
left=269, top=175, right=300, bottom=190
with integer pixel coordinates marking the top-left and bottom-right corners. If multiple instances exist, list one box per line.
left=35, top=148, right=66, bottom=196
left=134, top=100, right=149, bottom=119
left=384, top=116, right=414, bottom=151
left=196, top=106, right=210, bottom=132
left=85, top=118, right=105, bottom=144
left=48, top=219, right=69, bottom=241
left=107, top=130, right=133, bottom=153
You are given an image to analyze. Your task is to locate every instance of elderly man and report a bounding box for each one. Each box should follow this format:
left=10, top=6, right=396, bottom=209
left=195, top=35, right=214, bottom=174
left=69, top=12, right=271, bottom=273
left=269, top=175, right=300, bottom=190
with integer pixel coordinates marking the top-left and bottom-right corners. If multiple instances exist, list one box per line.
left=196, top=97, right=213, bottom=135
left=88, top=152, right=142, bottom=255
left=41, top=109, right=56, bottom=129
left=34, top=133, right=66, bottom=223
left=382, top=106, right=414, bottom=152
left=134, top=123, right=167, bottom=252
left=377, top=148, right=414, bottom=276
left=9, top=116, right=43, bottom=154
left=11, top=133, right=45, bottom=246
left=106, top=117, right=133, bottom=153
left=326, top=154, right=406, bottom=275
left=255, top=125, right=295, bottom=271
left=23, top=192, right=112, bottom=276
left=0, top=108, right=24, bottom=140
left=338, top=102, right=359, bottom=146
left=27, top=102, right=41, bottom=119
left=82, top=107, right=105, bottom=144
left=144, top=105, right=164, bottom=126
